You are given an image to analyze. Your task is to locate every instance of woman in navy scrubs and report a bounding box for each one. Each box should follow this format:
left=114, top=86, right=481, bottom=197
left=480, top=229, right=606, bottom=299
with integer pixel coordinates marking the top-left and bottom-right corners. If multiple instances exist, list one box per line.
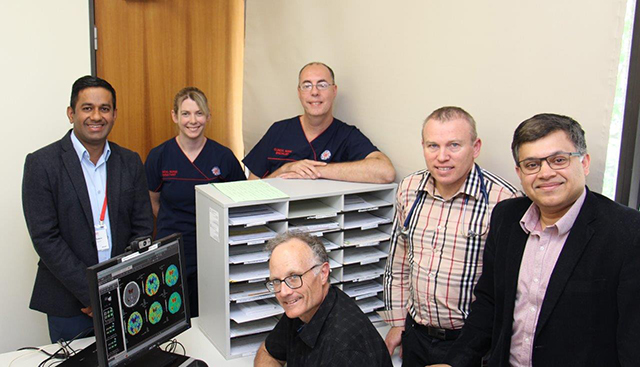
left=145, top=87, right=246, bottom=316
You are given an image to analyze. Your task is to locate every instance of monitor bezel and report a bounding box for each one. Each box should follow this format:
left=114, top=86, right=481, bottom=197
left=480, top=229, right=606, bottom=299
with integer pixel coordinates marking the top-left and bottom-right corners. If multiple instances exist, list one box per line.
left=87, top=233, right=191, bottom=367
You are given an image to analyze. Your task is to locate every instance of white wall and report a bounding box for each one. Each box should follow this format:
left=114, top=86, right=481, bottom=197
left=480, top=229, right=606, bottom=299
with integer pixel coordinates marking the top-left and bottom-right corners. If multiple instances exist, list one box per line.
left=243, top=0, right=627, bottom=192
left=0, top=1, right=91, bottom=352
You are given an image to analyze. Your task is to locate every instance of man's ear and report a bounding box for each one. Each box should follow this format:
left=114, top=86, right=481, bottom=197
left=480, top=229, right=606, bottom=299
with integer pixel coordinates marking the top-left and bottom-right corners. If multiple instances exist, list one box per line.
left=472, top=138, right=482, bottom=159
left=320, top=262, right=330, bottom=285
left=581, top=153, right=591, bottom=176
left=66, top=106, right=74, bottom=124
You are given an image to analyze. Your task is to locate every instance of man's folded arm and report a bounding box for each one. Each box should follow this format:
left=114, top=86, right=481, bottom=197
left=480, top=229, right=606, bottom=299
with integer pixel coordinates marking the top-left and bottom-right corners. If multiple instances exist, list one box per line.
left=254, top=341, right=285, bottom=366
left=315, top=151, right=395, bottom=183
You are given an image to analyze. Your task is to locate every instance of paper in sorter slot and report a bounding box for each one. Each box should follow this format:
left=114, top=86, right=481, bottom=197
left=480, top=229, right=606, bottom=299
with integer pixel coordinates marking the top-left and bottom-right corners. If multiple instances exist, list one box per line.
left=355, top=297, right=384, bottom=314
left=230, top=317, right=279, bottom=338
left=229, top=226, right=278, bottom=245
left=343, top=228, right=391, bottom=247
left=343, top=211, right=391, bottom=230
left=229, top=244, right=270, bottom=265
left=344, top=194, right=375, bottom=211
left=229, top=262, right=270, bottom=283
left=230, top=298, right=283, bottom=323
left=228, top=205, right=286, bottom=226
left=230, top=282, right=274, bottom=303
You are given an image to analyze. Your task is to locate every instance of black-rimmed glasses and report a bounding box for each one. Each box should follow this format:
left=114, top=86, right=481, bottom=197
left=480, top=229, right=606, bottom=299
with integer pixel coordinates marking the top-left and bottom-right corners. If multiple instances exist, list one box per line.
left=517, top=152, right=583, bottom=175
left=265, top=264, right=322, bottom=293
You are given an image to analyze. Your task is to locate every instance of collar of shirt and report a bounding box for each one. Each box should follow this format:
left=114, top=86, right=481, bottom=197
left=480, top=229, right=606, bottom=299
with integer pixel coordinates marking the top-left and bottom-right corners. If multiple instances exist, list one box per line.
left=520, top=187, right=587, bottom=235
left=70, top=130, right=111, bottom=166
left=421, top=163, right=484, bottom=201
left=297, top=286, right=337, bottom=349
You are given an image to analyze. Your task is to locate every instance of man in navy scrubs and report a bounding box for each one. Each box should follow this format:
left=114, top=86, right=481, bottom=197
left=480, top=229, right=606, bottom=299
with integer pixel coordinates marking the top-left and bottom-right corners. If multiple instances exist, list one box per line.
left=243, top=62, right=395, bottom=183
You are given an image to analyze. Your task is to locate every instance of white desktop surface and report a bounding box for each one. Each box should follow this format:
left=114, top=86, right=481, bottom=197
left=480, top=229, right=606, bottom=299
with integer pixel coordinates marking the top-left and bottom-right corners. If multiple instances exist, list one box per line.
left=0, top=318, right=401, bottom=366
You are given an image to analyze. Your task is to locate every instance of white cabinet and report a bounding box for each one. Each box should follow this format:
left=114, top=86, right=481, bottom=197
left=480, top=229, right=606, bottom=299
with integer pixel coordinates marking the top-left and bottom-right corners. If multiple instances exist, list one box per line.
left=195, top=178, right=396, bottom=359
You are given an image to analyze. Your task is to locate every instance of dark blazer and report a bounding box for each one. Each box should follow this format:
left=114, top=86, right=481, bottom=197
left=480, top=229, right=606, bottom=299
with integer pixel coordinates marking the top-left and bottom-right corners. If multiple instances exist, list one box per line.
left=445, top=188, right=640, bottom=367
left=22, top=130, right=153, bottom=317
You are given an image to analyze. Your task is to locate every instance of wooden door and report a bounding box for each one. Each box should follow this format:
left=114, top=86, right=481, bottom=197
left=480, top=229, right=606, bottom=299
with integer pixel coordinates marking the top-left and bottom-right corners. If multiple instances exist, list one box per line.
left=94, top=0, right=244, bottom=161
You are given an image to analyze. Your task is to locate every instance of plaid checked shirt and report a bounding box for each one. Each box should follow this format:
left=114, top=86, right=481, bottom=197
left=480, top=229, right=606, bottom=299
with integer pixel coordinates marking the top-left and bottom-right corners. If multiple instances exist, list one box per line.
left=381, top=165, right=520, bottom=329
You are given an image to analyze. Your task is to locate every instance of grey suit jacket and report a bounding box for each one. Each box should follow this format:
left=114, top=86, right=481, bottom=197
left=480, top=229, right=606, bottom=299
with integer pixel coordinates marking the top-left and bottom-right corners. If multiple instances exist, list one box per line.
left=444, top=188, right=640, bottom=366
left=22, top=130, right=153, bottom=317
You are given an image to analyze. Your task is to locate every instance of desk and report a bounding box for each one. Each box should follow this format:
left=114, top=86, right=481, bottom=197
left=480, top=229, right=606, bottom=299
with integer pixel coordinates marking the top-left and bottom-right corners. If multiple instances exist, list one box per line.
left=0, top=319, right=401, bottom=366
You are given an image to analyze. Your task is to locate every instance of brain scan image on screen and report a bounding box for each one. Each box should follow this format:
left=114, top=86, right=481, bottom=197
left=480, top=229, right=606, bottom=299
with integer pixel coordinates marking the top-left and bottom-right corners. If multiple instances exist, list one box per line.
left=123, top=281, right=140, bottom=308
left=145, top=273, right=160, bottom=296
left=165, top=264, right=179, bottom=287
left=127, top=311, right=143, bottom=336
left=148, top=301, right=164, bottom=325
left=168, top=292, right=182, bottom=314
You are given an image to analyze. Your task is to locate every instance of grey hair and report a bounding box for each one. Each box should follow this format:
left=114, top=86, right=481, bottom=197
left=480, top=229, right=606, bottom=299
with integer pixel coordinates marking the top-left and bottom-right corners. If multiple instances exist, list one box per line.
left=265, top=231, right=329, bottom=266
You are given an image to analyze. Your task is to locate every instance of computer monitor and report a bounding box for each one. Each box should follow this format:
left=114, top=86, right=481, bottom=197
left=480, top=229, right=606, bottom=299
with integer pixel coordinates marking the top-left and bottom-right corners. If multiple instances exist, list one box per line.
left=87, top=233, right=191, bottom=367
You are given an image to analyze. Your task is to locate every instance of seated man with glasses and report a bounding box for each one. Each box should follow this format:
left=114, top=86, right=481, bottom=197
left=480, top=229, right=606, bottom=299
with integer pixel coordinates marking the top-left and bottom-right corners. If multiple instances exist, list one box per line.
left=243, top=62, right=395, bottom=183
left=429, top=114, right=640, bottom=367
left=255, top=232, right=392, bottom=367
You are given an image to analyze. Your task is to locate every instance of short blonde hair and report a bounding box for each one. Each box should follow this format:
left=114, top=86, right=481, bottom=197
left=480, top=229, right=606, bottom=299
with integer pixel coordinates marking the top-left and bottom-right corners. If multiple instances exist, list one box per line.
left=423, top=106, right=478, bottom=141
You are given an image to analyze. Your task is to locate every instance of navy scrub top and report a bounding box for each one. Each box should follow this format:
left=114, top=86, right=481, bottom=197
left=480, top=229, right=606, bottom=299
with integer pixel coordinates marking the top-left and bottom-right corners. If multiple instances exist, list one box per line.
left=145, top=138, right=246, bottom=273
left=243, top=116, right=379, bottom=178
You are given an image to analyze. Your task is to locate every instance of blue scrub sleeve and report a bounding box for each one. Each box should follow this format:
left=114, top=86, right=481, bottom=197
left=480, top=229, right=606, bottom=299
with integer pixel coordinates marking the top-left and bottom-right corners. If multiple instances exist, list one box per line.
left=222, top=149, right=247, bottom=181
left=242, top=125, right=276, bottom=178
left=342, top=127, right=379, bottom=161
left=144, top=147, right=163, bottom=192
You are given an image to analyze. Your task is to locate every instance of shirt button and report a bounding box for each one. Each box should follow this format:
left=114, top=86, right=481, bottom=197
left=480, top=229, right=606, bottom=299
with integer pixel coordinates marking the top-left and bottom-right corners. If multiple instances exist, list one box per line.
left=437, top=225, right=443, bottom=230
left=525, top=337, right=530, bottom=342
left=530, top=306, right=536, bottom=312
left=539, top=246, right=545, bottom=251
left=533, top=278, right=539, bottom=283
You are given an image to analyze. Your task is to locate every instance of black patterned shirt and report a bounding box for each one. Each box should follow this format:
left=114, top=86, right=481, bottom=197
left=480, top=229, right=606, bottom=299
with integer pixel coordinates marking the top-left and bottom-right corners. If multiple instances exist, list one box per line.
left=265, top=286, right=392, bottom=367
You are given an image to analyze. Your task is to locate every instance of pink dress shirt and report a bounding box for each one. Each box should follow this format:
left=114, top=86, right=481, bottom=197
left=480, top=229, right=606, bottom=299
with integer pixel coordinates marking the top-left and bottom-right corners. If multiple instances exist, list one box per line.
left=509, top=188, right=587, bottom=366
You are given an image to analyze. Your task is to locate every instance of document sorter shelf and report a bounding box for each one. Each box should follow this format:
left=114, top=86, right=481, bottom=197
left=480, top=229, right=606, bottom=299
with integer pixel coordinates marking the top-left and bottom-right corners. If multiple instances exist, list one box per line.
left=196, top=178, right=396, bottom=359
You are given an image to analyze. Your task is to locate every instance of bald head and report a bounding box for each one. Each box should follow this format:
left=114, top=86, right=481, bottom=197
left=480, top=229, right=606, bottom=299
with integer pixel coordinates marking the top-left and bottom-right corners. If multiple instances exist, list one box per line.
left=298, top=62, right=335, bottom=85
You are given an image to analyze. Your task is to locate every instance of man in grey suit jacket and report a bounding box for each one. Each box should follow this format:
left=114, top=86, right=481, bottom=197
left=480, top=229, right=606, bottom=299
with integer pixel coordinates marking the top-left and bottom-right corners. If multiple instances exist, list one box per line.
left=22, top=76, right=153, bottom=343
left=431, top=114, right=640, bottom=366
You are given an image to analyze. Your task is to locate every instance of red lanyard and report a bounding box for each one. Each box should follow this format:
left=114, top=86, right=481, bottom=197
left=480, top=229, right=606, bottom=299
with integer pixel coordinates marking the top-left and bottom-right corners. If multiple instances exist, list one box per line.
left=100, top=187, right=108, bottom=225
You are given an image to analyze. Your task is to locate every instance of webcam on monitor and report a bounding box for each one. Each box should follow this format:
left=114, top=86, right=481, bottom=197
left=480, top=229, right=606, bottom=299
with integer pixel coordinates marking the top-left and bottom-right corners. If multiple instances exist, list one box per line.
left=60, top=233, right=207, bottom=367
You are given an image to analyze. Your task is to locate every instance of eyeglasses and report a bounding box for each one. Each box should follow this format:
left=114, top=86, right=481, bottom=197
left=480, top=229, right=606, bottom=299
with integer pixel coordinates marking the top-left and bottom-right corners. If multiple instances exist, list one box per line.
left=265, top=264, right=323, bottom=293
left=517, top=152, right=583, bottom=175
left=299, top=81, right=333, bottom=92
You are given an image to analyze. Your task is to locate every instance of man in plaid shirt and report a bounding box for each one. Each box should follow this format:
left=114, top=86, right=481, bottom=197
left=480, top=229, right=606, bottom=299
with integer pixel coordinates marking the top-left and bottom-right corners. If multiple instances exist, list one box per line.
left=382, top=107, right=520, bottom=366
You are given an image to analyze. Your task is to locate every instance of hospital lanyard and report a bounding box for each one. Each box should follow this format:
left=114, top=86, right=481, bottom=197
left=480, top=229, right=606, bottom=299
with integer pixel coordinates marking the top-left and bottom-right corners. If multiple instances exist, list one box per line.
left=401, top=165, right=489, bottom=237
left=99, top=190, right=108, bottom=225
left=95, top=186, right=110, bottom=253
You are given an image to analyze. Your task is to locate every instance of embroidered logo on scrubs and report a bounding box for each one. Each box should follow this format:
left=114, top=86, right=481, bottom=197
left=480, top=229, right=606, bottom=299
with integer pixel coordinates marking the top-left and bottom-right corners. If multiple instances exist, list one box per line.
left=274, top=148, right=292, bottom=156
left=320, top=150, right=332, bottom=161
left=211, top=166, right=221, bottom=176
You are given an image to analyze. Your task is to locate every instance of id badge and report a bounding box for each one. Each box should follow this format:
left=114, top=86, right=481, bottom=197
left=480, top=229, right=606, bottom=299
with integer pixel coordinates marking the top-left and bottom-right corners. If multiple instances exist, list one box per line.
left=95, top=224, right=109, bottom=251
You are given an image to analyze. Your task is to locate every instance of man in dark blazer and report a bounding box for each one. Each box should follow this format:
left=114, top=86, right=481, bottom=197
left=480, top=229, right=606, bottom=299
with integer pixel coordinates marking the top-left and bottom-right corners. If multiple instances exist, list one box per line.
left=431, top=114, right=640, bottom=367
left=22, top=76, right=153, bottom=343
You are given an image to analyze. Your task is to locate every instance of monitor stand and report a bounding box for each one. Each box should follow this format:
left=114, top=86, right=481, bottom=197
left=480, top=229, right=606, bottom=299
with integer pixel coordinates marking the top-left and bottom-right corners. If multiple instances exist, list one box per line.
left=59, top=342, right=208, bottom=367
left=128, top=347, right=208, bottom=367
